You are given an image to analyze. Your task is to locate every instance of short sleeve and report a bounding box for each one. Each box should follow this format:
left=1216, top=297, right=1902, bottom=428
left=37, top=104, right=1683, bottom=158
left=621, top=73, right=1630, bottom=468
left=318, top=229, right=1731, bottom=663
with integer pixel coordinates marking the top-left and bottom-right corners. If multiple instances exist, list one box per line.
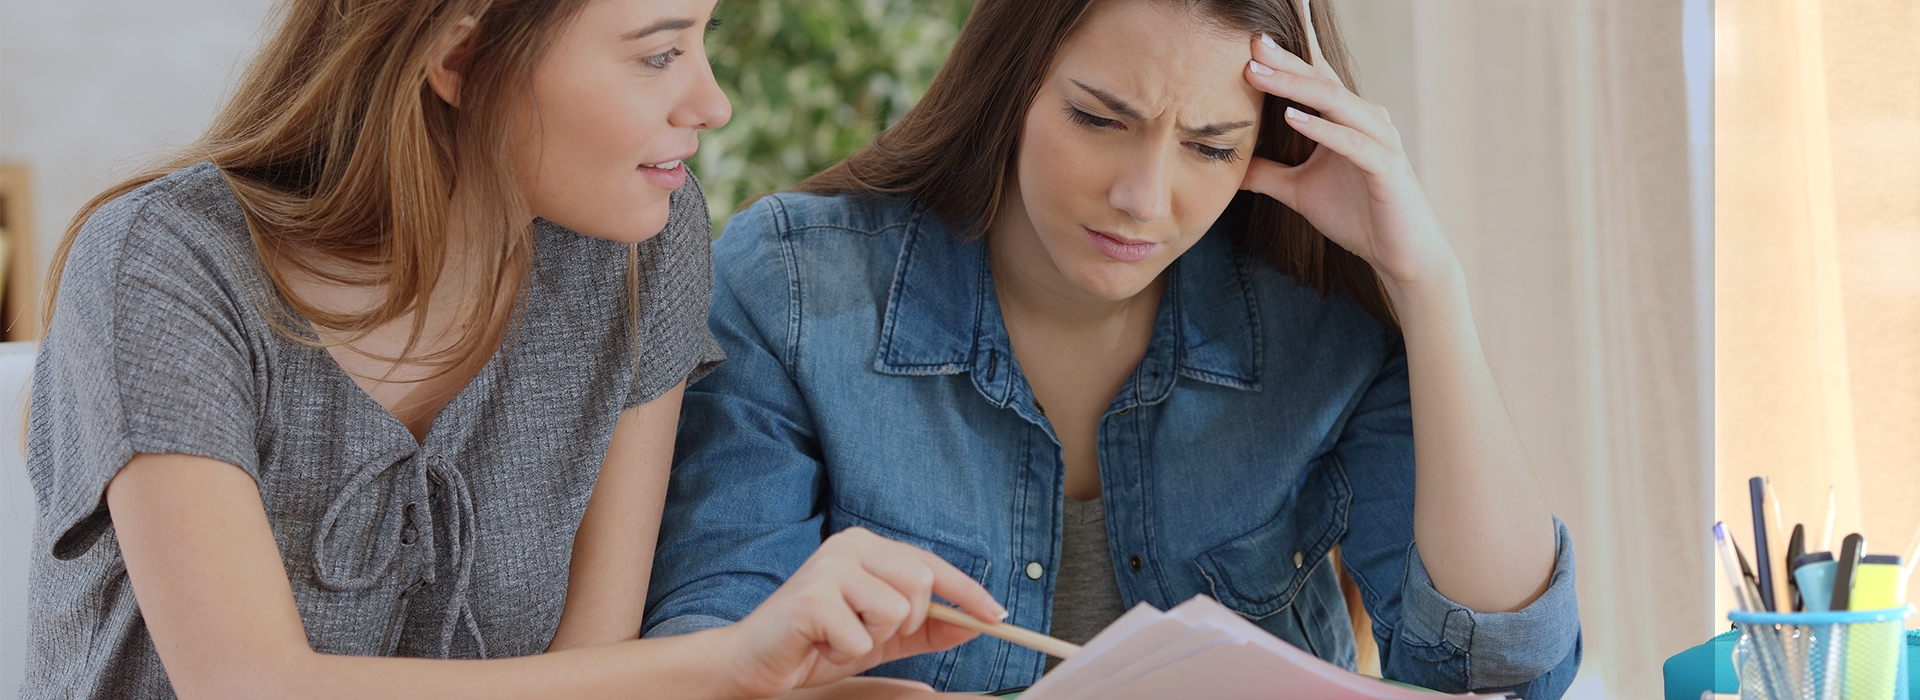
left=27, top=170, right=262, bottom=560
left=626, top=175, right=726, bottom=408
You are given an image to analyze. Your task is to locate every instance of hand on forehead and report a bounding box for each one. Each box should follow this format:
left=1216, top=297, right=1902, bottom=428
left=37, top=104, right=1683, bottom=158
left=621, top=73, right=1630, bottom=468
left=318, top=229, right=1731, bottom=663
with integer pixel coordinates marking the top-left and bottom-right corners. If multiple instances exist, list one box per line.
left=1294, top=0, right=1343, bottom=87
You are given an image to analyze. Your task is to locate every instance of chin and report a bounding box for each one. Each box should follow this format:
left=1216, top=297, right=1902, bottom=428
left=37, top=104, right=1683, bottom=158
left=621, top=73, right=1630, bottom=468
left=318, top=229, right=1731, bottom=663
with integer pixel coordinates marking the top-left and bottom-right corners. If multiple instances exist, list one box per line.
left=1067, top=262, right=1160, bottom=301
left=576, top=206, right=672, bottom=245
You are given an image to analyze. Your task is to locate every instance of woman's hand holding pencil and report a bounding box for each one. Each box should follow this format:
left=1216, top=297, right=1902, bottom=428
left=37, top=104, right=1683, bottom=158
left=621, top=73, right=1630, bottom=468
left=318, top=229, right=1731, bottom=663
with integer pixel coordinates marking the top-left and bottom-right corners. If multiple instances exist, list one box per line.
left=719, top=528, right=1009, bottom=699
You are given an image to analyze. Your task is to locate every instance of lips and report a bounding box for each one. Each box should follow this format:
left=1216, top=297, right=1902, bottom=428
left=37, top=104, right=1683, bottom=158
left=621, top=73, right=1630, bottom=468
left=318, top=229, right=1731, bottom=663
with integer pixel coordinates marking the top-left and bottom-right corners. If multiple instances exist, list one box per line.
left=637, top=158, right=688, bottom=190
left=1083, top=227, right=1158, bottom=263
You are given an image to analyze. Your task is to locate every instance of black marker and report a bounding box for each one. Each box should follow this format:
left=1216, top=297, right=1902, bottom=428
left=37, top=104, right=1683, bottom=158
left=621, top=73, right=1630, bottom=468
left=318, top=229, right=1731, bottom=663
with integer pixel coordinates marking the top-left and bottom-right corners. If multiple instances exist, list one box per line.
left=1784, top=524, right=1806, bottom=611
left=1831, top=533, right=1864, bottom=612
left=1749, top=478, right=1776, bottom=611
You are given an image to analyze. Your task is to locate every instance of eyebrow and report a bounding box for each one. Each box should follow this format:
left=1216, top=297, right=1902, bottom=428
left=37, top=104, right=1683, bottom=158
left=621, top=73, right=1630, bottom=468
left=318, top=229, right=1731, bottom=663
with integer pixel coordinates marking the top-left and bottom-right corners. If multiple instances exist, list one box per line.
left=620, top=18, right=698, bottom=41
left=1069, top=79, right=1257, bottom=139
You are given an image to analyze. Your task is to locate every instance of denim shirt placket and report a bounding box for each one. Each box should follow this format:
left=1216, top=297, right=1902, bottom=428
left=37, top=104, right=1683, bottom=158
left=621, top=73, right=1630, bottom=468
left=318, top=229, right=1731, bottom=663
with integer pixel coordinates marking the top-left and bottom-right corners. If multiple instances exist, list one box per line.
left=961, top=259, right=1190, bottom=686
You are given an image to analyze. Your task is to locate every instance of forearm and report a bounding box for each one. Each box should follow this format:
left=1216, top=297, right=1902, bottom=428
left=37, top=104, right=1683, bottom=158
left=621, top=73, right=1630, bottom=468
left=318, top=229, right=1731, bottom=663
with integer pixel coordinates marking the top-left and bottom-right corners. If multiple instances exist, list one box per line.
left=246, top=628, right=748, bottom=700
left=1383, top=259, right=1555, bottom=613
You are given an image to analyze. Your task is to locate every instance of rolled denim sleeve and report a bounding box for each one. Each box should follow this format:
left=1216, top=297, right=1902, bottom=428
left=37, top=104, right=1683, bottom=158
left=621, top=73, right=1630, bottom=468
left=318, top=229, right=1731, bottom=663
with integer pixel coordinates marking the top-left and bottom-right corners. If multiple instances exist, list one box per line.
left=1331, top=339, right=1580, bottom=699
left=643, top=198, right=826, bottom=639
left=1390, top=518, right=1582, bottom=698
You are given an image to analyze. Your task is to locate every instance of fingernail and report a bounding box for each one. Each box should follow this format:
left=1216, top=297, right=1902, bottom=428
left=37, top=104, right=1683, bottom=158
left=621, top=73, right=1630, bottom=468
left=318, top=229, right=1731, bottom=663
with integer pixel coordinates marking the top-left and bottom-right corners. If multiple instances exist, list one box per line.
left=994, top=604, right=1009, bottom=620
left=1249, top=60, right=1274, bottom=76
left=1286, top=106, right=1308, bottom=122
left=1261, top=33, right=1279, bottom=50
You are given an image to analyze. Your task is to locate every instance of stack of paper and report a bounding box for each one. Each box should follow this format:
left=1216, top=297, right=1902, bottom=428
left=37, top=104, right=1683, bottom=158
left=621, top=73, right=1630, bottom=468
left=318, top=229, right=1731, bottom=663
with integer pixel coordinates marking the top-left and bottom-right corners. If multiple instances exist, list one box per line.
left=1020, top=596, right=1514, bottom=700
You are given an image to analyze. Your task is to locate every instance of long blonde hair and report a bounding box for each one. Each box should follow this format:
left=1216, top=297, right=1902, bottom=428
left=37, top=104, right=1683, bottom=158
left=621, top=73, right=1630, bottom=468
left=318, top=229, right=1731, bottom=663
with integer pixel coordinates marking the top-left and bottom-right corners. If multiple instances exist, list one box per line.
left=44, top=0, right=591, bottom=370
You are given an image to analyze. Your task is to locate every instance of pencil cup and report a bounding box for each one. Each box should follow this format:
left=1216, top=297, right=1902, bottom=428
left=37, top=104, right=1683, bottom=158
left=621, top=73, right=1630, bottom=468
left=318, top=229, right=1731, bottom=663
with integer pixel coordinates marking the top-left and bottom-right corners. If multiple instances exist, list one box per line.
left=1729, top=606, right=1913, bottom=700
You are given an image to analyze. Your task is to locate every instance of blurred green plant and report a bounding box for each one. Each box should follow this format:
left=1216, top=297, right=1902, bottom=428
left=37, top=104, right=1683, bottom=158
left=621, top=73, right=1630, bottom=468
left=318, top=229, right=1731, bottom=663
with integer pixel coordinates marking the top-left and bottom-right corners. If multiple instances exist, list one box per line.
left=697, top=0, right=976, bottom=232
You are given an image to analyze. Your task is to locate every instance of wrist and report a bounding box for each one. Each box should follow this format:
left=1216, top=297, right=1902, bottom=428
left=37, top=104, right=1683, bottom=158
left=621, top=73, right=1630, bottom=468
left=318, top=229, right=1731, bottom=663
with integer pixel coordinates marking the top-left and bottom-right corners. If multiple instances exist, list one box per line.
left=1378, top=253, right=1466, bottom=312
left=681, top=625, right=768, bottom=700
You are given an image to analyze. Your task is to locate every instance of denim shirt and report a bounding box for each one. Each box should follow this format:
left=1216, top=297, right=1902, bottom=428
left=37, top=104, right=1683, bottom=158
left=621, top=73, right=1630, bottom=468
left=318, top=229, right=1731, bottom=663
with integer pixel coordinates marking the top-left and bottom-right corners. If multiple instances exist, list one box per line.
left=645, top=192, right=1582, bottom=698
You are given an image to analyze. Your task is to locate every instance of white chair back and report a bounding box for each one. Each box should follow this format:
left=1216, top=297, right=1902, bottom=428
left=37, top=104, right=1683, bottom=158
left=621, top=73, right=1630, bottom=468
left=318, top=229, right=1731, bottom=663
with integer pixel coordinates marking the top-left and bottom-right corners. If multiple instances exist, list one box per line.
left=0, top=341, right=39, bottom=696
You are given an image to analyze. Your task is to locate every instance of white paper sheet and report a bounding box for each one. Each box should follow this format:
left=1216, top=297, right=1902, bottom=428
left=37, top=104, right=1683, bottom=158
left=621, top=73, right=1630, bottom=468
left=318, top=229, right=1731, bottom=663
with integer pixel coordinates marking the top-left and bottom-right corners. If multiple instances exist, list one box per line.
left=1017, top=596, right=1512, bottom=700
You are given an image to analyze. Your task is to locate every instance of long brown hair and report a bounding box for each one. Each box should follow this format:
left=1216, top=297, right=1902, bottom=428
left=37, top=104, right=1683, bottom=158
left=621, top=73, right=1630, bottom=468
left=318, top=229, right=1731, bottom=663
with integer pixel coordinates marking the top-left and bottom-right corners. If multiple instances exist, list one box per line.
left=796, top=0, right=1396, bottom=328
left=43, top=0, right=593, bottom=370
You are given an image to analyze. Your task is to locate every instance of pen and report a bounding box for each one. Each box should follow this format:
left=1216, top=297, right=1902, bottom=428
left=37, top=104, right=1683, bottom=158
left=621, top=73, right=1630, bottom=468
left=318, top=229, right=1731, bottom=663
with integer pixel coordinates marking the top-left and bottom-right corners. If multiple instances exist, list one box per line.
left=1831, top=533, right=1864, bottom=611
left=927, top=603, right=1081, bottom=659
left=1784, top=524, right=1806, bottom=611
left=1765, top=480, right=1789, bottom=612
left=1750, top=478, right=1777, bottom=611
left=1735, top=535, right=1766, bottom=613
left=1715, top=522, right=1754, bottom=612
left=1719, top=525, right=1787, bottom=700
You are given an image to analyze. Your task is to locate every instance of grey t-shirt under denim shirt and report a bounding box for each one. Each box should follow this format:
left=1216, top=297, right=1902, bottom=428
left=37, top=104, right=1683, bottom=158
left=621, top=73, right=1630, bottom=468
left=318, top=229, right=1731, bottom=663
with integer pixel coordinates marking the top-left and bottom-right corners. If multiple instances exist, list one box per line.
left=22, top=162, right=723, bottom=699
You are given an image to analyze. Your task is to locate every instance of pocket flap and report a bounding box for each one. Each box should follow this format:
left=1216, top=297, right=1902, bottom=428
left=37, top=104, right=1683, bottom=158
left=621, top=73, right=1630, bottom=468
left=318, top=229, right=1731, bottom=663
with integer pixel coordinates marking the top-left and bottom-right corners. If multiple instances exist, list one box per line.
left=1194, top=460, right=1350, bottom=619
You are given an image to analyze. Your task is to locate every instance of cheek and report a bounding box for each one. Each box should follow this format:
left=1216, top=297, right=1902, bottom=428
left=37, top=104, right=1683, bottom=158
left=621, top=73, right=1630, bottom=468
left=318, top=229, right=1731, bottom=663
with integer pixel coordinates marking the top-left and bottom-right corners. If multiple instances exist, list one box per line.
left=1183, top=165, right=1247, bottom=226
left=1017, top=117, right=1103, bottom=229
left=514, top=65, right=675, bottom=241
left=538, top=75, right=655, bottom=178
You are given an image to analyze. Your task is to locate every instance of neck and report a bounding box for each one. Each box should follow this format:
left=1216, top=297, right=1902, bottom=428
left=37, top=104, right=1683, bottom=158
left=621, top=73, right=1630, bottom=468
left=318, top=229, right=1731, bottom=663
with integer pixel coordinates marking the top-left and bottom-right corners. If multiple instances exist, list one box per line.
left=291, top=186, right=528, bottom=347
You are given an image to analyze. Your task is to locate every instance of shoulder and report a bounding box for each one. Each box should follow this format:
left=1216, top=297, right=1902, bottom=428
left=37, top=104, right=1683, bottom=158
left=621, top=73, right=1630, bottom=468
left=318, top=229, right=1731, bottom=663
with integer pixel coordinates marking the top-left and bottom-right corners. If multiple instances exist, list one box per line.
left=1184, top=232, right=1399, bottom=377
left=727, top=191, right=927, bottom=240
left=707, top=192, right=943, bottom=353
left=62, top=162, right=258, bottom=313
left=712, top=191, right=934, bottom=283
left=72, top=162, right=248, bottom=257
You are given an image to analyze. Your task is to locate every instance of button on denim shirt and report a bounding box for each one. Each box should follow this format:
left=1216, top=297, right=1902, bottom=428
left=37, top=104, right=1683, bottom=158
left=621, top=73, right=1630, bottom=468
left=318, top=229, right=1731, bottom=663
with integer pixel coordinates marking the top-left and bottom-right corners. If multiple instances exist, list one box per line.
left=646, top=192, right=1582, bottom=698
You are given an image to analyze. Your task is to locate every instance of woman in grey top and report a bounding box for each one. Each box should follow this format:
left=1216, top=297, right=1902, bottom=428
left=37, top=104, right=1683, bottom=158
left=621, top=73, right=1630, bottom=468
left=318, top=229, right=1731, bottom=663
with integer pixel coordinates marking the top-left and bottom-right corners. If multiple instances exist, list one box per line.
left=22, top=0, right=1006, bottom=698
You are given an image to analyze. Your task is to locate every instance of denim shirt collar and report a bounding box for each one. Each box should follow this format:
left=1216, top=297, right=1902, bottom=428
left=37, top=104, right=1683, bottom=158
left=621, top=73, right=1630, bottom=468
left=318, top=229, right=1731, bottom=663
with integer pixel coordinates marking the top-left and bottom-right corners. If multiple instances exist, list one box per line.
left=873, top=212, right=1264, bottom=405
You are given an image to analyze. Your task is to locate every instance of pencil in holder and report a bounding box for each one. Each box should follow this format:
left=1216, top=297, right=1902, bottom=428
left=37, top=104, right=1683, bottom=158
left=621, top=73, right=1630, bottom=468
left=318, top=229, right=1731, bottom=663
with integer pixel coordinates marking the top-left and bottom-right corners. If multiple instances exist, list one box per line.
left=1729, top=606, right=1915, bottom=700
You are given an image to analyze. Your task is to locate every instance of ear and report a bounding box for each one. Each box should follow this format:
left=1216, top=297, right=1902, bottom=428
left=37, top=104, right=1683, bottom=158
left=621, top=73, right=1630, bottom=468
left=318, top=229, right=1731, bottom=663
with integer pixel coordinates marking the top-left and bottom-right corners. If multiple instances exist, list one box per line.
left=426, top=16, right=481, bottom=108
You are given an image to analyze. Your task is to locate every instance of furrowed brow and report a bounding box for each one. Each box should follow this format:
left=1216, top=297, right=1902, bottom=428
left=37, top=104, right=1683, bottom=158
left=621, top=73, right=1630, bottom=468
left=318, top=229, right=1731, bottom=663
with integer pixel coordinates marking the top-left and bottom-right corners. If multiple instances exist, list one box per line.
left=1069, top=80, right=1145, bottom=122
left=1071, top=79, right=1254, bottom=138
left=1182, top=119, right=1257, bottom=139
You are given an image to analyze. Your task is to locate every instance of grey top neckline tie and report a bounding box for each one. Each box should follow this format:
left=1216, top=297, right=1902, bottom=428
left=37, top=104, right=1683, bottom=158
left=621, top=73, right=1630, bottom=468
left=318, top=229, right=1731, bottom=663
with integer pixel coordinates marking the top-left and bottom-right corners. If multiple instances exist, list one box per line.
left=313, top=449, right=487, bottom=658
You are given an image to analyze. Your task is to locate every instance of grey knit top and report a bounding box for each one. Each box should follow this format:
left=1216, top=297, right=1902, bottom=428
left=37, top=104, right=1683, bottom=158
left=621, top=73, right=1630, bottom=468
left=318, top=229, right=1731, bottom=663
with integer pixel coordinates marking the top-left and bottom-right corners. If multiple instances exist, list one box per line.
left=21, top=162, right=723, bottom=699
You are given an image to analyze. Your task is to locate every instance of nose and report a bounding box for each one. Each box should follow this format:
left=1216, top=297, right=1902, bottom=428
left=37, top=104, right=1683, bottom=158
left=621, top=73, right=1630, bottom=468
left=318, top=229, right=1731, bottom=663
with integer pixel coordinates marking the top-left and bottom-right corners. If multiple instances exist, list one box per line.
left=1109, top=142, right=1172, bottom=224
left=674, top=55, right=732, bottom=131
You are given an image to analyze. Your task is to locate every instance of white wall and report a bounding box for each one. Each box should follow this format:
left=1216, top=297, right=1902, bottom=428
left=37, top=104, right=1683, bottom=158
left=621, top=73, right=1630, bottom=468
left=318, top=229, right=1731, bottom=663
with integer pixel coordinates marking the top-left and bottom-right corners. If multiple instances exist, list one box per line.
left=1, top=0, right=277, bottom=275
left=0, top=0, right=277, bottom=693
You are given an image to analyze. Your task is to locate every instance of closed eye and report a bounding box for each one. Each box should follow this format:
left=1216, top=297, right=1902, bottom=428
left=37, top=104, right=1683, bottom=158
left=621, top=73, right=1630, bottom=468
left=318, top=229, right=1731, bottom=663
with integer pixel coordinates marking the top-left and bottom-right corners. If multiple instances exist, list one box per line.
left=1188, top=143, right=1240, bottom=163
left=1064, top=105, right=1122, bottom=130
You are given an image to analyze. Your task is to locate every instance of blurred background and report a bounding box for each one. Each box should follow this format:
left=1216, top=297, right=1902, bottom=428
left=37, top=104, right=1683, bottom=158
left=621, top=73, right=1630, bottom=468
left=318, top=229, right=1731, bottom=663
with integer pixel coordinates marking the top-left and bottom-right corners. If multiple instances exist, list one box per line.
left=0, top=1, right=1726, bottom=698
left=1715, top=0, right=1920, bottom=648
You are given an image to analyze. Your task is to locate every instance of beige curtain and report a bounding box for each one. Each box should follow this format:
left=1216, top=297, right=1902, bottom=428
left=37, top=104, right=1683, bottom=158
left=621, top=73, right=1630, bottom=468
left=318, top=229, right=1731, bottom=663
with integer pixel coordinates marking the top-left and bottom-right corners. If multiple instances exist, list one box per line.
left=1343, top=1, right=1707, bottom=698
left=1716, top=0, right=1920, bottom=627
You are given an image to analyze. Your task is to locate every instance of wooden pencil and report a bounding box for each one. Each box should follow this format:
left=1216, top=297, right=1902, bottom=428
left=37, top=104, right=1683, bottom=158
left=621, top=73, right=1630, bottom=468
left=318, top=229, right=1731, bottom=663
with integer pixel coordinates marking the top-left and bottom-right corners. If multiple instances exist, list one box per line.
left=1765, top=479, right=1790, bottom=612
left=926, top=604, right=1082, bottom=659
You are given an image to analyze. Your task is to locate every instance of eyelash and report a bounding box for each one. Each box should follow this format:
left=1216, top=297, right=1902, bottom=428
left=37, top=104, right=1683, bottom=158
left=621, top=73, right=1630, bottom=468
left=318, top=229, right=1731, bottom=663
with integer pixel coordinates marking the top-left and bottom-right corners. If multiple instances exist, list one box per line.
left=642, top=48, right=685, bottom=69
left=1063, top=105, right=1241, bottom=164
left=640, top=19, right=721, bottom=70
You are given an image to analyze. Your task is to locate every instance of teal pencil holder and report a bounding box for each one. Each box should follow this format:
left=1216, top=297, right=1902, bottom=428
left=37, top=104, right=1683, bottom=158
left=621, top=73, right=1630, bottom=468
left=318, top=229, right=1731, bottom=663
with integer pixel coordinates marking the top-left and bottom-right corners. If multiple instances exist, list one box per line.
left=1730, top=606, right=1915, bottom=700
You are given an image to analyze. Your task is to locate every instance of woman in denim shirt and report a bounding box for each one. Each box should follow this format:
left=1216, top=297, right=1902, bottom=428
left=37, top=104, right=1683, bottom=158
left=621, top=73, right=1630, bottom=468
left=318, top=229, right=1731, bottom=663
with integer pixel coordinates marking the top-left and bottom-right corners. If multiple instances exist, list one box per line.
left=649, top=0, right=1580, bottom=696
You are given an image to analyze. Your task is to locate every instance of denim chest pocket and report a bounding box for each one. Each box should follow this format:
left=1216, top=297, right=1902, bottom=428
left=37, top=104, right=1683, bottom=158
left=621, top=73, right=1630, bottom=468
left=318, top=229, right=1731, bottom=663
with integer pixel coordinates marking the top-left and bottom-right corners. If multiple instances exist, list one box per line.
left=1192, top=459, right=1351, bottom=620
left=827, top=505, right=992, bottom=582
left=828, top=505, right=993, bottom=692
